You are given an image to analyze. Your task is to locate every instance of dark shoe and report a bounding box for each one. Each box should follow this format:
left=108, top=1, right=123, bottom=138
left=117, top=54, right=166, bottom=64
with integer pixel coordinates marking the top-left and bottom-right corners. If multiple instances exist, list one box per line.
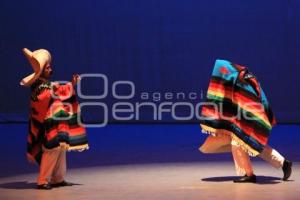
left=51, top=180, right=73, bottom=187
left=282, top=159, right=292, bottom=181
left=233, top=175, right=256, bottom=183
left=37, top=183, right=52, bottom=190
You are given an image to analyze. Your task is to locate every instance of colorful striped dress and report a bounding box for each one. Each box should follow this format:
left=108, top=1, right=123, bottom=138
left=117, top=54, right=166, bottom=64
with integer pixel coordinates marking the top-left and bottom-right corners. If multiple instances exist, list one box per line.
left=27, top=78, right=89, bottom=164
left=200, top=60, right=276, bottom=156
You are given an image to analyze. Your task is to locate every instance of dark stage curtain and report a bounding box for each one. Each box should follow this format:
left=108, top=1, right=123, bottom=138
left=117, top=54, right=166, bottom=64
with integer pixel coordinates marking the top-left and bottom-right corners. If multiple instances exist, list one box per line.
left=0, top=0, right=299, bottom=123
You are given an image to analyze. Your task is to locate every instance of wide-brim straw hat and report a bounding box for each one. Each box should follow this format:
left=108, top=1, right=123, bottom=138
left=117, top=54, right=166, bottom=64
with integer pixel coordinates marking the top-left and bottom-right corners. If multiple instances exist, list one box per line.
left=20, top=48, right=51, bottom=87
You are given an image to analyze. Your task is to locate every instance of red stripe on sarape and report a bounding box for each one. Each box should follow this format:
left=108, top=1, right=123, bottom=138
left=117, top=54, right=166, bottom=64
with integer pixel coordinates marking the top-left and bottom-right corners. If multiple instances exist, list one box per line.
left=46, top=123, right=86, bottom=141
left=209, top=77, right=261, bottom=102
left=208, top=82, right=270, bottom=123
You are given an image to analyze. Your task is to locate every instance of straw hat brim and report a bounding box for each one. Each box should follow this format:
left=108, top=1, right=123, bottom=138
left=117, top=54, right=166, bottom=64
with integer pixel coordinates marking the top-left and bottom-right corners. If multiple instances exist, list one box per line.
left=20, top=71, right=43, bottom=87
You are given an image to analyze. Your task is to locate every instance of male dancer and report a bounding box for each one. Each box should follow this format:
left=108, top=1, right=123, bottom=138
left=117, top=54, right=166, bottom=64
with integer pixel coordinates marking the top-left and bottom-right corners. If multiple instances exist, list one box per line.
left=20, top=48, right=89, bottom=189
left=199, top=59, right=292, bottom=183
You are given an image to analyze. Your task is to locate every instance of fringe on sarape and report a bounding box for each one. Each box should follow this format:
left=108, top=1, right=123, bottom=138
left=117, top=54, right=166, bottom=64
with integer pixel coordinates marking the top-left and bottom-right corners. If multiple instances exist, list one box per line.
left=200, top=124, right=260, bottom=156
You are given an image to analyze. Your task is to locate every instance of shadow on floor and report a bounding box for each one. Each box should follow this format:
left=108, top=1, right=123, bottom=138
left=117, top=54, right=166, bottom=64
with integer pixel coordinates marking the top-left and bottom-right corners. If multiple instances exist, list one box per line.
left=201, top=176, right=293, bottom=185
left=0, top=181, right=82, bottom=190
left=0, top=181, right=36, bottom=190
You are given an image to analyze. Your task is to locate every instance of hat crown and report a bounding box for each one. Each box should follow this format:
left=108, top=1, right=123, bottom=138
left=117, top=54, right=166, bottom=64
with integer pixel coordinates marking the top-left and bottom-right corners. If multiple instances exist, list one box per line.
left=27, top=48, right=52, bottom=70
left=20, top=48, right=52, bottom=87
left=32, top=49, right=51, bottom=64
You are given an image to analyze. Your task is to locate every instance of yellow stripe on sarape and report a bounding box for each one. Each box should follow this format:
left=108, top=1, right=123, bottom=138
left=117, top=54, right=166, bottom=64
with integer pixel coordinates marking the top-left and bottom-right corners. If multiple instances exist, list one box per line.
left=207, top=91, right=272, bottom=129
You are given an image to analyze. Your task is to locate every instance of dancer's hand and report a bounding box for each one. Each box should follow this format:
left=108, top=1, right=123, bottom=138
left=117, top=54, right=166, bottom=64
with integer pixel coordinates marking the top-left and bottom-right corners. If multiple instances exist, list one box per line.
left=72, top=74, right=81, bottom=86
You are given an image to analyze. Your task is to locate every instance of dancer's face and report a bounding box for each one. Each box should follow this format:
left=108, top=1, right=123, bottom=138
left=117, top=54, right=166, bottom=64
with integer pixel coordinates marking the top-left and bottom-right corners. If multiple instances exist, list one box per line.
left=41, top=63, right=53, bottom=79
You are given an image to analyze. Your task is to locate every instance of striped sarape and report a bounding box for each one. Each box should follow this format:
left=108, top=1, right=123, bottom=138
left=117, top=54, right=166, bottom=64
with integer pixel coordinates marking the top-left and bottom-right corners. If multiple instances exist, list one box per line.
left=27, top=78, right=89, bottom=164
left=200, top=59, right=276, bottom=156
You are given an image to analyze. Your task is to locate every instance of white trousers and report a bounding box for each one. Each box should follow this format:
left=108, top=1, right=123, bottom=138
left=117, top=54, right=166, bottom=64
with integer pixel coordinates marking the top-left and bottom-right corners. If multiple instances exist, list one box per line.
left=37, top=146, right=67, bottom=185
left=200, top=135, right=285, bottom=176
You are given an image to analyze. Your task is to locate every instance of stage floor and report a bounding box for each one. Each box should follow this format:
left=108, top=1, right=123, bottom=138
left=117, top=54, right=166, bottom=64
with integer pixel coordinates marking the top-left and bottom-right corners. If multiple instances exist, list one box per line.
left=0, top=162, right=299, bottom=200
left=0, top=124, right=299, bottom=199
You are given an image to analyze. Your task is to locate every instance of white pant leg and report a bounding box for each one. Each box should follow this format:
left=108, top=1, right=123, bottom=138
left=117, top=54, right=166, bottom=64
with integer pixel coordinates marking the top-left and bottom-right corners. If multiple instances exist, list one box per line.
left=37, top=147, right=61, bottom=185
left=200, top=135, right=254, bottom=176
left=199, top=134, right=232, bottom=153
left=259, top=145, right=284, bottom=169
left=231, top=141, right=254, bottom=176
left=51, top=146, right=67, bottom=184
